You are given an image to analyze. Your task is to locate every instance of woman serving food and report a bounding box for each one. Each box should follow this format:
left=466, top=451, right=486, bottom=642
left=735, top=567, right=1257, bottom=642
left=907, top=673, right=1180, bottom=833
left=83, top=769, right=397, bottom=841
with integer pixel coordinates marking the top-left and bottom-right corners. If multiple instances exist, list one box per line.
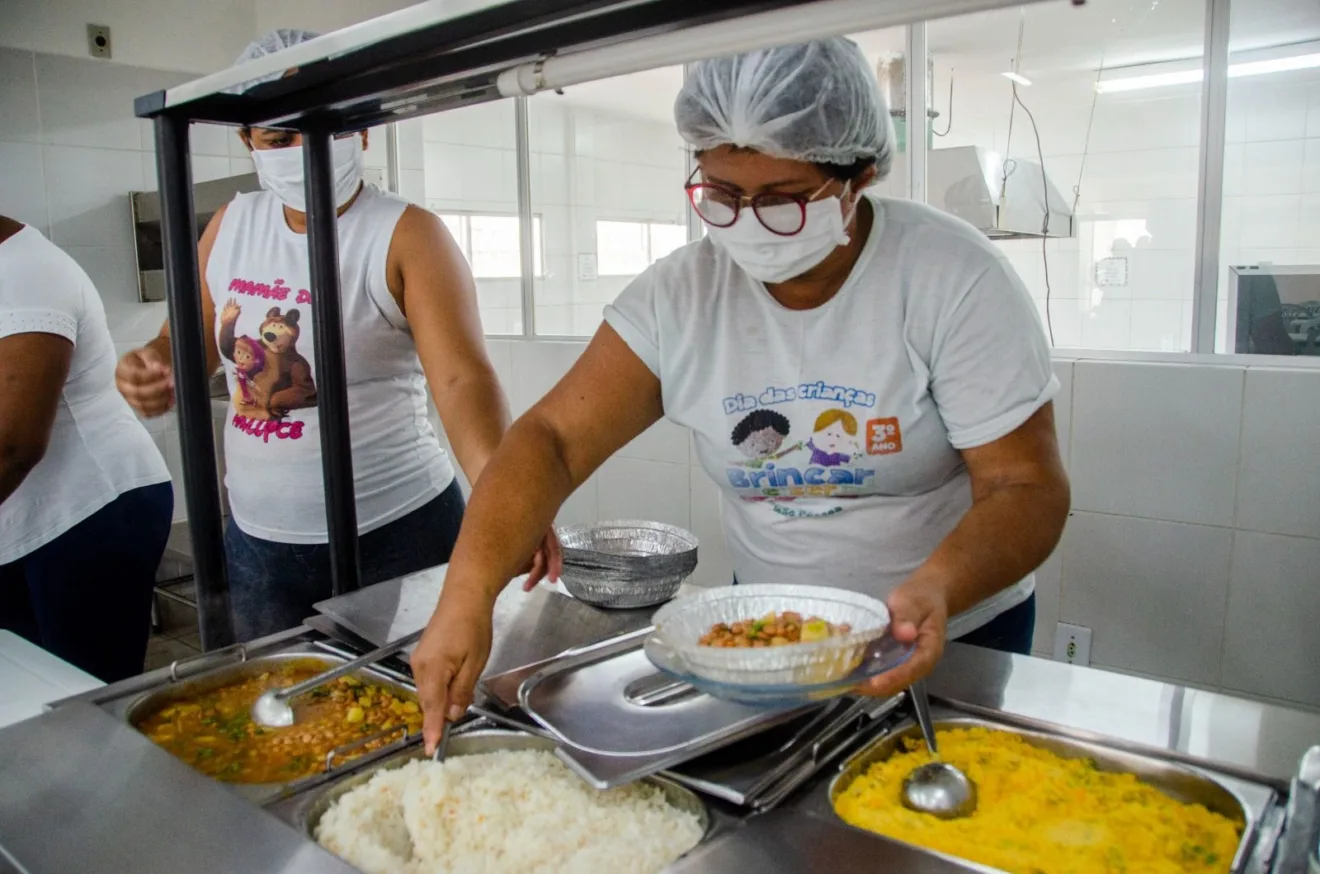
left=412, top=37, right=1070, bottom=749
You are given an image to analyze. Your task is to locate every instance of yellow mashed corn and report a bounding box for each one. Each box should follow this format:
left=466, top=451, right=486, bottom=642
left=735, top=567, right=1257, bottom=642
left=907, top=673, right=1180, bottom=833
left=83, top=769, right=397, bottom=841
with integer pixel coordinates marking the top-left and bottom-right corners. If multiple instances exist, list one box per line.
left=833, top=727, right=1240, bottom=874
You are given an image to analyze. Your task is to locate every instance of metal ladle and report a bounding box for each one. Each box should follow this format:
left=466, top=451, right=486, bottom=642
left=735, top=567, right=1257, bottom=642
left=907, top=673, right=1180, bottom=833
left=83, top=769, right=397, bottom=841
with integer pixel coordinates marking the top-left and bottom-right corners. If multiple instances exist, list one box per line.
left=900, top=679, right=977, bottom=819
left=252, top=629, right=423, bottom=728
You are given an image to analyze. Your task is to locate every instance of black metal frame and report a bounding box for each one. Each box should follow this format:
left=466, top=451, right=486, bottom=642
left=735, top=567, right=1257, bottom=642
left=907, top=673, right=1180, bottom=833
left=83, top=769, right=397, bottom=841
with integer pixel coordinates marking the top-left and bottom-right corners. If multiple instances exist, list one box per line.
left=134, top=0, right=818, bottom=648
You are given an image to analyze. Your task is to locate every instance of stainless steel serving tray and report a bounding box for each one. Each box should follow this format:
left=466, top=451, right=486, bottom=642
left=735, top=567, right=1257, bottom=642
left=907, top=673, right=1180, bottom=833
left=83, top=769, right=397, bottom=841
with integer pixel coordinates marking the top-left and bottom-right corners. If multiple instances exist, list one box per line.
left=280, top=729, right=712, bottom=861
left=827, top=715, right=1264, bottom=874
left=113, top=640, right=421, bottom=804
left=507, top=631, right=815, bottom=788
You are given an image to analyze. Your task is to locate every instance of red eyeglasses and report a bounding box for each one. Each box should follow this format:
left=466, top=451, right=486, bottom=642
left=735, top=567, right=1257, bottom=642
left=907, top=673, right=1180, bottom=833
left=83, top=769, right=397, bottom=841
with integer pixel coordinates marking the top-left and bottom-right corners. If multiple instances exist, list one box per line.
left=684, top=170, right=836, bottom=237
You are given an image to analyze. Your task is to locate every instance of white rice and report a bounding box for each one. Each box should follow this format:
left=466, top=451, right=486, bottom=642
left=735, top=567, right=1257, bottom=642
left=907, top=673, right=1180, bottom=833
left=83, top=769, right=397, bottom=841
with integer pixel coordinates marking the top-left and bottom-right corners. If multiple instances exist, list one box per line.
left=315, top=750, right=704, bottom=874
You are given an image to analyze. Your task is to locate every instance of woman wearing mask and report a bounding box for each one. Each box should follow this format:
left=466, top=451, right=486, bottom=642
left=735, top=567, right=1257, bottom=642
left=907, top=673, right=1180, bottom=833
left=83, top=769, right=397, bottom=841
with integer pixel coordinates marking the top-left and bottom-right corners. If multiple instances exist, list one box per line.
left=0, top=214, right=173, bottom=682
left=411, top=37, right=1069, bottom=750
left=116, top=30, right=558, bottom=641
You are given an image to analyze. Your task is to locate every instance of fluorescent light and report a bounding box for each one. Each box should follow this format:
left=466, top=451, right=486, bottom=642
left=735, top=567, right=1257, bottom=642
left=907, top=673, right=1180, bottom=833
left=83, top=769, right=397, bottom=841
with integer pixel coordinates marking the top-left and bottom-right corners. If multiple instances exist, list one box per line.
left=1230, top=52, right=1320, bottom=78
left=1002, top=71, right=1032, bottom=86
left=1096, top=69, right=1201, bottom=93
left=1096, top=50, right=1320, bottom=94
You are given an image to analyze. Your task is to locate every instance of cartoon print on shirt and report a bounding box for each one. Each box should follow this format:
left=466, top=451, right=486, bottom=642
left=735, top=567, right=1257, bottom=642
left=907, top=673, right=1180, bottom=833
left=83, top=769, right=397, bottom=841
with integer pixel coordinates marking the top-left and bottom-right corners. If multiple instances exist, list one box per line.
left=807, top=409, right=861, bottom=467
left=721, top=382, right=894, bottom=515
left=257, top=307, right=317, bottom=418
left=232, top=335, right=266, bottom=409
left=729, top=409, right=802, bottom=468
left=218, top=300, right=317, bottom=421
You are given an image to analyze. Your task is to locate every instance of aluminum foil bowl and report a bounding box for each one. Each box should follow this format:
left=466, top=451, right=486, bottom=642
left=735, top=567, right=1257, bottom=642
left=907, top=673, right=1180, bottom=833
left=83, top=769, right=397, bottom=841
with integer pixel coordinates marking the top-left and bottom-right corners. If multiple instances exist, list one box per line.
left=648, top=584, right=893, bottom=686
left=555, top=521, right=698, bottom=609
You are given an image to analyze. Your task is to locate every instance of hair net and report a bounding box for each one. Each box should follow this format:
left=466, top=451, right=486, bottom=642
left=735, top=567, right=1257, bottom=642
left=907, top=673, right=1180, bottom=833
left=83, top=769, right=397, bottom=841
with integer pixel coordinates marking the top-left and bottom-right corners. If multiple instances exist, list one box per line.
left=229, top=28, right=321, bottom=93
left=675, top=37, right=893, bottom=175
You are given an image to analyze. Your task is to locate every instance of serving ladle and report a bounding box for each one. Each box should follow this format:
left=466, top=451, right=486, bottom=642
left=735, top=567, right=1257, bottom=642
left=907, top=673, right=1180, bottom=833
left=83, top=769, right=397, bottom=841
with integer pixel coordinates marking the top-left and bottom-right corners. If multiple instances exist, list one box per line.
left=251, top=629, right=423, bottom=728
left=900, top=679, right=978, bottom=819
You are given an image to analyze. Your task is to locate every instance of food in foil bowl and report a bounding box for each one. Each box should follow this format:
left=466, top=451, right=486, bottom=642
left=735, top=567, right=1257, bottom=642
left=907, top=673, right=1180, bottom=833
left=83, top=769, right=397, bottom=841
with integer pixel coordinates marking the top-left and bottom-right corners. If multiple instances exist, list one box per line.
left=646, top=584, right=898, bottom=687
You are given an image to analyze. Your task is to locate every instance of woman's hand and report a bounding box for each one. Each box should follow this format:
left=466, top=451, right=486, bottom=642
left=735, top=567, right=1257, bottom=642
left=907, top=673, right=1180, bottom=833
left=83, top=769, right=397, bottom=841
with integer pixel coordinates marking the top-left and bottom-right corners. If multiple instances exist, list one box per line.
left=115, top=339, right=175, bottom=417
left=521, top=527, right=563, bottom=592
left=413, top=585, right=495, bottom=755
left=856, top=577, right=950, bottom=699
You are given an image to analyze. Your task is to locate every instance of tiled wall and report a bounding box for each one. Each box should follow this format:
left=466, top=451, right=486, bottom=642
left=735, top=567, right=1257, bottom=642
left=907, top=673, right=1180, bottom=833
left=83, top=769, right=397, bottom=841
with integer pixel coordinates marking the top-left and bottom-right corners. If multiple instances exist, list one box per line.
left=472, top=340, right=1320, bottom=711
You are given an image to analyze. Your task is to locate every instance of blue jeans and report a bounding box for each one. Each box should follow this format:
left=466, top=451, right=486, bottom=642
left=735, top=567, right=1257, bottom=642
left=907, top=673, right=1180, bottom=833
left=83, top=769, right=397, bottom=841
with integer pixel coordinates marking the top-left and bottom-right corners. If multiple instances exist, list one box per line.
left=225, top=481, right=466, bottom=642
left=954, top=593, right=1036, bottom=656
left=0, top=482, right=174, bottom=682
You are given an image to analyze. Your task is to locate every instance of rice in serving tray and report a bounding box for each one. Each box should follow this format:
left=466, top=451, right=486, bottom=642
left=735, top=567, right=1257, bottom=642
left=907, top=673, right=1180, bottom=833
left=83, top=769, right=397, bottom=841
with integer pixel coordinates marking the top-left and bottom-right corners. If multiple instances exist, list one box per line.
left=315, top=749, right=704, bottom=874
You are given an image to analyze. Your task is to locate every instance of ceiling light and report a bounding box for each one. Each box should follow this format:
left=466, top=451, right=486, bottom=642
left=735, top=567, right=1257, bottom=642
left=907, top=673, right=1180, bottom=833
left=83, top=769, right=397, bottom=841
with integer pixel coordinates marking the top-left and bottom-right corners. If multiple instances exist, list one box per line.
left=1096, top=49, right=1320, bottom=93
left=1002, top=71, right=1032, bottom=86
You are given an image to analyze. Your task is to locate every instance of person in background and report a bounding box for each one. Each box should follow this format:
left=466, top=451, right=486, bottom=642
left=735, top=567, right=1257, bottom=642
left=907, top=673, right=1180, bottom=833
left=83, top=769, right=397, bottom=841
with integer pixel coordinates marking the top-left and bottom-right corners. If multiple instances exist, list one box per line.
left=411, top=38, right=1070, bottom=751
left=0, top=215, right=173, bottom=682
left=116, top=30, right=558, bottom=641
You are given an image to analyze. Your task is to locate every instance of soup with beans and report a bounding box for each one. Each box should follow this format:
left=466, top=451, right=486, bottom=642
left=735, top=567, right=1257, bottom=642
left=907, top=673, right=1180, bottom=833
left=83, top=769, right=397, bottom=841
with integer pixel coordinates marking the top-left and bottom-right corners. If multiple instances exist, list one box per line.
left=134, top=660, right=422, bottom=784
left=698, top=611, right=852, bottom=648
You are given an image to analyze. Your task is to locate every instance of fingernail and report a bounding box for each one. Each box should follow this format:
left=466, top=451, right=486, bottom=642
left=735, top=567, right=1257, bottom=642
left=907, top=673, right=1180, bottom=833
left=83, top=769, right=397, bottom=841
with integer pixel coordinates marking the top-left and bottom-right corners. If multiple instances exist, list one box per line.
left=447, top=705, right=463, bottom=722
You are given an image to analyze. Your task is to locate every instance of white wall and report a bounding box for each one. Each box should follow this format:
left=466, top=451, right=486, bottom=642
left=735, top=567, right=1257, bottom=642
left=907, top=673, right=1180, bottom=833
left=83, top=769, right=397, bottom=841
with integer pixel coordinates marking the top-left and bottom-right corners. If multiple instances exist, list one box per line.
left=254, top=0, right=415, bottom=36
left=0, top=0, right=256, bottom=74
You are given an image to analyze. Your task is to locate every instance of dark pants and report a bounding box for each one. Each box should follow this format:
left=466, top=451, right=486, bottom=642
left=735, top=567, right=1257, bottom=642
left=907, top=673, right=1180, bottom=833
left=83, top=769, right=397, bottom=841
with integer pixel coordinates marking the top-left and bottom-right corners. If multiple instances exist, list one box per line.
left=225, top=481, right=466, bottom=642
left=0, top=482, right=174, bottom=683
left=954, top=593, right=1036, bottom=655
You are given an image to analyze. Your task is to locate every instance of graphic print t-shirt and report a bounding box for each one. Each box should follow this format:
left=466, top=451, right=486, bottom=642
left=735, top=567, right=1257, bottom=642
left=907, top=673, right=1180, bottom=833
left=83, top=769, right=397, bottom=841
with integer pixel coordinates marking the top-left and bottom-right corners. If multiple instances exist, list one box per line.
left=604, top=196, right=1058, bottom=636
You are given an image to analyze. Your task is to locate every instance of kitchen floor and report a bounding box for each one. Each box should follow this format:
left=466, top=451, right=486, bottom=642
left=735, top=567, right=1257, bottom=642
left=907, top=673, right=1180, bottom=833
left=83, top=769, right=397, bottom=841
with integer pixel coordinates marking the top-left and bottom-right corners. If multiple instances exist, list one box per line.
left=145, top=626, right=202, bottom=671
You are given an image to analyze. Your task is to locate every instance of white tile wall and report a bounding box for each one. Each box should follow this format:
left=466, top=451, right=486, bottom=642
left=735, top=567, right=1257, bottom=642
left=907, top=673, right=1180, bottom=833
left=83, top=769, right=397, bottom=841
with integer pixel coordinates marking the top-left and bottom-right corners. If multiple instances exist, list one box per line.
left=1235, top=368, right=1320, bottom=539
left=1059, top=512, right=1232, bottom=686
left=1069, top=361, right=1243, bottom=526
left=1221, top=531, right=1320, bottom=707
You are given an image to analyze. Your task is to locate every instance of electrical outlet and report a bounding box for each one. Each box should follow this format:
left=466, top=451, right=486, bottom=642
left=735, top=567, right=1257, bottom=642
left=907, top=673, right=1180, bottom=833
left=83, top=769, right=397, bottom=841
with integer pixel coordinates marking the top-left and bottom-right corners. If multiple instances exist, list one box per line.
left=1053, top=623, right=1091, bottom=666
left=87, top=24, right=112, bottom=59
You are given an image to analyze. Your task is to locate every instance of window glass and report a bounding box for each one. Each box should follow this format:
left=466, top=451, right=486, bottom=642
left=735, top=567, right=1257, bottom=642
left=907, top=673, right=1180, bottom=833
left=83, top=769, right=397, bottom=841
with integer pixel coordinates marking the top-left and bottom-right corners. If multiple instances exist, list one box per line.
left=920, top=0, right=1206, bottom=350
left=1216, top=8, right=1320, bottom=355
left=528, top=67, right=690, bottom=336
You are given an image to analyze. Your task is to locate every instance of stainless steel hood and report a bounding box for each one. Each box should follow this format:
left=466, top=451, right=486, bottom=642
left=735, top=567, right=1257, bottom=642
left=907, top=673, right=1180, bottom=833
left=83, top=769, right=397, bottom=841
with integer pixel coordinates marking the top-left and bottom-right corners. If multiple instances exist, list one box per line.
left=130, top=172, right=263, bottom=303
left=927, top=145, right=1074, bottom=240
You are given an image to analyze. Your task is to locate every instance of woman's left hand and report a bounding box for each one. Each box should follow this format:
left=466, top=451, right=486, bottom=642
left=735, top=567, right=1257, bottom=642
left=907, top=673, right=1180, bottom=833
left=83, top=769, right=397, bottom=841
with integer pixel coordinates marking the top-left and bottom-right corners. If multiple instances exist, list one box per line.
left=856, top=577, right=950, bottom=699
left=521, top=527, right=563, bottom=591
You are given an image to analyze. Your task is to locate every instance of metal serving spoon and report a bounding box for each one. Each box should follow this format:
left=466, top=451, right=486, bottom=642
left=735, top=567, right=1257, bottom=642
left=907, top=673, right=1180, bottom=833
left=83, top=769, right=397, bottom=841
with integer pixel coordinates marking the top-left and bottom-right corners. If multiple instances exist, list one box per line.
left=251, top=629, right=424, bottom=728
left=900, top=679, right=978, bottom=819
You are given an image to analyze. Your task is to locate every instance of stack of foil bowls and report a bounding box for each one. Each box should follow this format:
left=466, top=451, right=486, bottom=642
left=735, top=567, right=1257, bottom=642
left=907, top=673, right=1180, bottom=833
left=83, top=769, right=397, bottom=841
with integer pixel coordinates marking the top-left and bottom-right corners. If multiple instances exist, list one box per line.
left=555, top=520, right=699, bottom=609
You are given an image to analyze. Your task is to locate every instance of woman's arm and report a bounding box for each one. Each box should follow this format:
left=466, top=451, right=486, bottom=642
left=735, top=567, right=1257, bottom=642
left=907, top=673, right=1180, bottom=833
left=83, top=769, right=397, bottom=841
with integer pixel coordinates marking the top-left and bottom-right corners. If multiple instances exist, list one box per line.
left=117, top=205, right=225, bottom=415
left=387, top=206, right=510, bottom=486
left=862, top=403, right=1070, bottom=697
left=0, top=333, right=73, bottom=505
left=412, top=323, right=664, bottom=748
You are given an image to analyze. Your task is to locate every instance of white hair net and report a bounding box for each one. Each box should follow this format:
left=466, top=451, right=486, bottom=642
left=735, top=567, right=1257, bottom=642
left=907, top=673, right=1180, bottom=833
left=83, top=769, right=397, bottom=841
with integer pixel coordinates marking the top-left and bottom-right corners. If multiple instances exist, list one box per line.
left=229, top=28, right=321, bottom=93
left=675, top=37, right=892, bottom=175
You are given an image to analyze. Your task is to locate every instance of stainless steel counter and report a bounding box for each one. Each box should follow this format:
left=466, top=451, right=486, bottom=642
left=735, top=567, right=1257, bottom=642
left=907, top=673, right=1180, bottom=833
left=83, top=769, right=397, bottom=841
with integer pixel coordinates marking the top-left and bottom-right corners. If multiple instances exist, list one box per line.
left=2, top=568, right=1317, bottom=874
left=0, top=702, right=360, bottom=874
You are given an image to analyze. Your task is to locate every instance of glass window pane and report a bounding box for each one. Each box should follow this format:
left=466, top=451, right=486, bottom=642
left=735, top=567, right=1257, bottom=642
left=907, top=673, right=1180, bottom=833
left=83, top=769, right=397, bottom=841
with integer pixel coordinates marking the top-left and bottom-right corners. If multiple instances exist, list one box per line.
left=649, top=223, right=688, bottom=261
left=1217, top=5, right=1320, bottom=355
left=919, top=0, right=1205, bottom=351
left=596, top=220, right=650, bottom=275
left=469, top=215, right=522, bottom=278
left=418, top=100, right=523, bottom=335
left=528, top=67, right=689, bottom=336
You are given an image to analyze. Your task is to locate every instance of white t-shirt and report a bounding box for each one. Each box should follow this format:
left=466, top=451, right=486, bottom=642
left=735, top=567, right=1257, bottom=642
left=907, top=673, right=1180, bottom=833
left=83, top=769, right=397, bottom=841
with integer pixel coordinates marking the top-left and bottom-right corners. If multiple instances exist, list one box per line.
left=604, top=196, right=1059, bottom=636
left=0, top=226, right=170, bottom=564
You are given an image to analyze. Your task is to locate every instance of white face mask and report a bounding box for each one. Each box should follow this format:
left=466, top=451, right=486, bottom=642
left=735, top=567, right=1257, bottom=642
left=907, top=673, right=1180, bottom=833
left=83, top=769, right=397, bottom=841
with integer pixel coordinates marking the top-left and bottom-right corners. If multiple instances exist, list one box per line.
left=707, top=187, right=856, bottom=284
left=250, top=136, right=364, bottom=213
